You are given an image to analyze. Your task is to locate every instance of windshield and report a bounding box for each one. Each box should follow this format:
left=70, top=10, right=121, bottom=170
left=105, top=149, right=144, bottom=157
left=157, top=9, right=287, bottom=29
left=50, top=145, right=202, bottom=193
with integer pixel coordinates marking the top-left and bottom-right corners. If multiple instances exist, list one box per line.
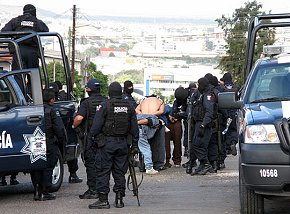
left=248, top=62, right=290, bottom=103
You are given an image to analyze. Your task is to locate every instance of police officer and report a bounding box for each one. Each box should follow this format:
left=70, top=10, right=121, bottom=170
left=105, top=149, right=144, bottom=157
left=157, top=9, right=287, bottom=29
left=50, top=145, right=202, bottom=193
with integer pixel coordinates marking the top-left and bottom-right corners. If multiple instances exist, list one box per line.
left=30, top=88, right=66, bottom=201
left=183, top=82, right=197, bottom=157
left=1, top=4, right=49, bottom=92
left=73, top=79, right=107, bottom=199
left=217, top=72, right=240, bottom=170
left=122, top=80, right=137, bottom=109
left=188, top=77, right=215, bottom=176
left=88, top=82, right=139, bottom=209
left=55, top=81, right=68, bottom=101
left=205, top=74, right=221, bottom=173
left=49, top=82, right=83, bottom=184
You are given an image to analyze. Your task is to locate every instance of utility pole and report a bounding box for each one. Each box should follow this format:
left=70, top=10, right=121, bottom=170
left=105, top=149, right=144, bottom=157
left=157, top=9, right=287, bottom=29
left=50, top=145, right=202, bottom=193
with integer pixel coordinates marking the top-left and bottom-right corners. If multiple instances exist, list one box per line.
left=71, top=5, right=76, bottom=86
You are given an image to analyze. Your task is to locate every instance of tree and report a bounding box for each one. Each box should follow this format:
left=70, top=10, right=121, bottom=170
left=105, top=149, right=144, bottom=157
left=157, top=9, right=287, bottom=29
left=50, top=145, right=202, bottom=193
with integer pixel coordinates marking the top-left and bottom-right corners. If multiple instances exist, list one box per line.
left=216, top=0, right=275, bottom=85
left=87, top=62, right=109, bottom=96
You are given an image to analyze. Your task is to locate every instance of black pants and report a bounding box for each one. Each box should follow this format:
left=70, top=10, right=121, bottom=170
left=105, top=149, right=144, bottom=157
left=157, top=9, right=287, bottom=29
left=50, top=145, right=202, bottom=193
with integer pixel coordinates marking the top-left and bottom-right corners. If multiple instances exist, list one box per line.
left=208, top=132, right=218, bottom=162
left=189, top=121, right=212, bottom=163
left=84, top=146, right=97, bottom=189
left=31, top=144, right=58, bottom=192
left=67, top=158, right=78, bottom=174
left=95, top=137, right=129, bottom=196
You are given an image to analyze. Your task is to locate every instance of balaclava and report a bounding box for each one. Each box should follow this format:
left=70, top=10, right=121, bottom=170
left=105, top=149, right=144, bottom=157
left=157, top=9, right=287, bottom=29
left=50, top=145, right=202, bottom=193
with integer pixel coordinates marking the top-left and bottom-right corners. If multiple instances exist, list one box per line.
left=109, top=82, right=122, bottom=98
left=124, top=80, right=134, bottom=95
left=198, top=77, right=209, bottom=94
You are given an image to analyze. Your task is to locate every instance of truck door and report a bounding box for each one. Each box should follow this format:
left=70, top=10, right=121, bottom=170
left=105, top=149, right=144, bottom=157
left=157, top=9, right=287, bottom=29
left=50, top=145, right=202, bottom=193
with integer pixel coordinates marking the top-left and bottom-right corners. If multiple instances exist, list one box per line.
left=0, top=69, right=46, bottom=174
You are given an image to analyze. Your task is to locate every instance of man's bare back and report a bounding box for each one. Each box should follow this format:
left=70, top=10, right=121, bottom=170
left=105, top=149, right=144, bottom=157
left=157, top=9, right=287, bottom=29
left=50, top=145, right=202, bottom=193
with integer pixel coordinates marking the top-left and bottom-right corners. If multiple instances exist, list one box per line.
left=136, top=96, right=165, bottom=116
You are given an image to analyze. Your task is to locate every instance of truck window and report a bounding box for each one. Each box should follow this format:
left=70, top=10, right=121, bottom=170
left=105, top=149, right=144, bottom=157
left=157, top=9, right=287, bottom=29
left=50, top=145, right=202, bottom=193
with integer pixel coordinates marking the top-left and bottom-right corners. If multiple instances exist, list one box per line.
left=248, top=63, right=290, bottom=102
left=0, top=79, right=13, bottom=111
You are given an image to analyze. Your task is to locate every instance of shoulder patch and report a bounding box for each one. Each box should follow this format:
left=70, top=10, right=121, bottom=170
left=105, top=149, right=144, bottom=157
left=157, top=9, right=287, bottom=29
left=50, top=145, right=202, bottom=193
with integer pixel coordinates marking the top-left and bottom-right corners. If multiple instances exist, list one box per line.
left=206, top=95, right=213, bottom=102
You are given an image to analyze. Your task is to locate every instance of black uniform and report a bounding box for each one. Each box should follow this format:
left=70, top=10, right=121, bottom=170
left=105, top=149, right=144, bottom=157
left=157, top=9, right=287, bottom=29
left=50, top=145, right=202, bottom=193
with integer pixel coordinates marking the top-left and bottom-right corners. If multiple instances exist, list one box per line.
left=88, top=82, right=139, bottom=209
left=31, top=102, right=66, bottom=200
left=77, top=93, right=107, bottom=196
left=1, top=5, right=49, bottom=93
left=190, top=78, right=215, bottom=176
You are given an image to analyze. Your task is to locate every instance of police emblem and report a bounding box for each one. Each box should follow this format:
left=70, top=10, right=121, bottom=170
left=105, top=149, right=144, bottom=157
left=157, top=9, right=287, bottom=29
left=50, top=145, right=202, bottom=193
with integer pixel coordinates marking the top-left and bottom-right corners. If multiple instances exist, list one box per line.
left=21, top=126, right=47, bottom=163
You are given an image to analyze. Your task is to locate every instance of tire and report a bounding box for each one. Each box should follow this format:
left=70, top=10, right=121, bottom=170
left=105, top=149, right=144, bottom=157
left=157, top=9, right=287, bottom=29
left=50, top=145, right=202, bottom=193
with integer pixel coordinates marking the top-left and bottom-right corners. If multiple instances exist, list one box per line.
left=239, top=160, right=264, bottom=214
left=49, top=148, right=64, bottom=192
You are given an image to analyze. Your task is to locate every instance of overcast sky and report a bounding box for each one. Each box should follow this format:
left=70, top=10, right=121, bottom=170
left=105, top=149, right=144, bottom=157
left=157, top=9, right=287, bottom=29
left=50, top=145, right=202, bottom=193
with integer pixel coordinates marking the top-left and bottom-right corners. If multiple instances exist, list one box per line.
left=1, top=0, right=290, bottom=19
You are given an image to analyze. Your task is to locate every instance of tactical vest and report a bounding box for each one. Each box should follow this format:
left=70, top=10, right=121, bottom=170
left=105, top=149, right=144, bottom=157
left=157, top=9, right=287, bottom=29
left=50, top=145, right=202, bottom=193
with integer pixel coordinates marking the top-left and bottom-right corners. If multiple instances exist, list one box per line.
left=192, top=95, right=205, bottom=121
left=102, top=99, right=131, bottom=136
left=87, top=95, right=106, bottom=130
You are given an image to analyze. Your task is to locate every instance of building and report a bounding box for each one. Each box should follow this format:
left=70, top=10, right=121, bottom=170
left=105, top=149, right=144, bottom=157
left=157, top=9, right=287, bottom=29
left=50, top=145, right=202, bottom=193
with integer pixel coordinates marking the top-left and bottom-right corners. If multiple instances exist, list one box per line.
left=144, top=65, right=223, bottom=97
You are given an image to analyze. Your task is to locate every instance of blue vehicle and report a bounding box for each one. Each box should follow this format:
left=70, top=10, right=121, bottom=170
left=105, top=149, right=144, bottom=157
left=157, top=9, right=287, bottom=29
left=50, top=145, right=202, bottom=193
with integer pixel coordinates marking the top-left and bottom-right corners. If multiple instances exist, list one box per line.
left=0, top=32, right=79, bottom=192
left=219, top=14, right=290, bottom=213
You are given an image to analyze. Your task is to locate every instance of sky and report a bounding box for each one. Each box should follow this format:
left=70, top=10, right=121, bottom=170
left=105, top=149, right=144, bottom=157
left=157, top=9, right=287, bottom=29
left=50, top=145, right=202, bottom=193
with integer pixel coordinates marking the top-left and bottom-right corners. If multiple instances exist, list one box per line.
left=1, top=0, right=290, bottom=19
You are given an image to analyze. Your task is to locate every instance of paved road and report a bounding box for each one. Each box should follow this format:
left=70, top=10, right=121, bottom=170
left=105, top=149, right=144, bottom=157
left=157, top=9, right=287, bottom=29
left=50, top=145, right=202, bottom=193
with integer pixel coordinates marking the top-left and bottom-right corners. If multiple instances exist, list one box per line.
left=0, top=155, right=289, bottom=214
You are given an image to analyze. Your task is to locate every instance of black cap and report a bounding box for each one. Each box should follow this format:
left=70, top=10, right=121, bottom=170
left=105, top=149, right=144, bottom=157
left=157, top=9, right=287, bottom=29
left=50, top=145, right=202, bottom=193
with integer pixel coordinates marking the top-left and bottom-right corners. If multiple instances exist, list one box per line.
left=189, top=82, right=197, bottom=89
left=23, top=4, right=36, bottom=17
left=220, top=72, right=232, bottom=82
left=109, top=82, right=122, bottom=97
left=85, top=78, right=101, bottom=92
left=49, top=82, right=59, bottom=93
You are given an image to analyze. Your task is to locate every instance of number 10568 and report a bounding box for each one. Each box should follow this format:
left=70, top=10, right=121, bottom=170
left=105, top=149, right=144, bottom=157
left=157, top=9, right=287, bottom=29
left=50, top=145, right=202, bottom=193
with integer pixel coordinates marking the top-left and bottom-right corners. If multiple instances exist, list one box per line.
left=259, top=169, right=278, bottom=178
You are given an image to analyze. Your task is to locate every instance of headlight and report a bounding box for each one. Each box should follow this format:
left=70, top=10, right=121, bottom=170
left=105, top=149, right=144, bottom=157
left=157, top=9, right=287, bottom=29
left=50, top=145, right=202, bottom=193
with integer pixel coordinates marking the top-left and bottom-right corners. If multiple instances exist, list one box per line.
left=245, top=124, right=279, bottom=144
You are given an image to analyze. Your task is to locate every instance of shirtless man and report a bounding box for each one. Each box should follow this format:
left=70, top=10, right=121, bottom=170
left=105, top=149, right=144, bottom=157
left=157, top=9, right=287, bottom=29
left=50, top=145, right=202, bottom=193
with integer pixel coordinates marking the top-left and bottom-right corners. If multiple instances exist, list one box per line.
left=136, top=95, right=165, bottom=175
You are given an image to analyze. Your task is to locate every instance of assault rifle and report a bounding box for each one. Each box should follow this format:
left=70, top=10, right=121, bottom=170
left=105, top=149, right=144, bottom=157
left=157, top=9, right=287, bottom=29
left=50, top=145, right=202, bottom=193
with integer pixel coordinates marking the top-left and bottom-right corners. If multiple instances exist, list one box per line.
left=222, top=118, right=233, bottom=135
left=216, top=113, right=222, bottom=153
left=127, top=152, right=143, bottom=206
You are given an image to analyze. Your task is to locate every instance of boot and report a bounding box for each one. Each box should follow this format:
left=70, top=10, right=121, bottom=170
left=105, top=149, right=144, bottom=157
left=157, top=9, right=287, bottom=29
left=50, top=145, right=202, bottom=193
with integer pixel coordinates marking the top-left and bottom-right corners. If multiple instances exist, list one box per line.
left=88, top=193, right=110, bottom=209
left=185, top=160, right=197, bottom=174
left=209, top=161, right=218, bottom=173
left=79, top=187, right=99, bottom=199
left=115, top=192, right=124, bottom=208
left=197, top=162, right=213, bottom=175
left=191, top=163, right=204, bottom=176
left=10, top=175, right=19, bottom=185
left=217, top=160, right=226, bottom=170
left=33, top=184, right=41, bottom=201
left=40, top=192, right=56, bottom=201
left=0, top=177, right=7, bottom=186
left=68, top=172, right=83, bottom=183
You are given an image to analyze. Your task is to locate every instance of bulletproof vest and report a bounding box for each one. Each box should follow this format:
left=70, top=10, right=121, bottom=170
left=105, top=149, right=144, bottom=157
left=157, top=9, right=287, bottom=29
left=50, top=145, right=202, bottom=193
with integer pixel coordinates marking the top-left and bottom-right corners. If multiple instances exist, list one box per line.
left=192, top=95, right=205, bottom=121
left=87, top=95, right=106, bottom=129
left=44, top=106, right=57, bottom=145
left=102, top=99, right=131, bottom=136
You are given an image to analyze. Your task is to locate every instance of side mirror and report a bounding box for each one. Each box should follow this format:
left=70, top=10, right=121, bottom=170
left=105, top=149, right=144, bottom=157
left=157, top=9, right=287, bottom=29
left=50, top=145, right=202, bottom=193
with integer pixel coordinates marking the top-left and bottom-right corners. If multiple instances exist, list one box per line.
left=218, top=92, right=242, bottom=109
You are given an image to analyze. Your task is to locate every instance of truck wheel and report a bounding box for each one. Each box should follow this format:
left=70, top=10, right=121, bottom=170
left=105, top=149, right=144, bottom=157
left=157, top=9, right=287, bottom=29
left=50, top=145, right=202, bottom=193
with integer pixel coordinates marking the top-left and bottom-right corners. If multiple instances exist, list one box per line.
left=239, top=161, right=264, bottom=214
left=49, top=148, right=64, bottom=192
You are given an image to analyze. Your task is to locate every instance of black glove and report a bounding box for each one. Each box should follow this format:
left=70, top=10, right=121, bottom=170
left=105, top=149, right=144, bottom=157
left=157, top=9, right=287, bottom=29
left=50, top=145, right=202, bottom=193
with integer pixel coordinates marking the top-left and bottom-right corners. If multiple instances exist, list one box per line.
left=198, top=125, right=205, bottom=137
left=130, top=145, right=139, bottom=155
